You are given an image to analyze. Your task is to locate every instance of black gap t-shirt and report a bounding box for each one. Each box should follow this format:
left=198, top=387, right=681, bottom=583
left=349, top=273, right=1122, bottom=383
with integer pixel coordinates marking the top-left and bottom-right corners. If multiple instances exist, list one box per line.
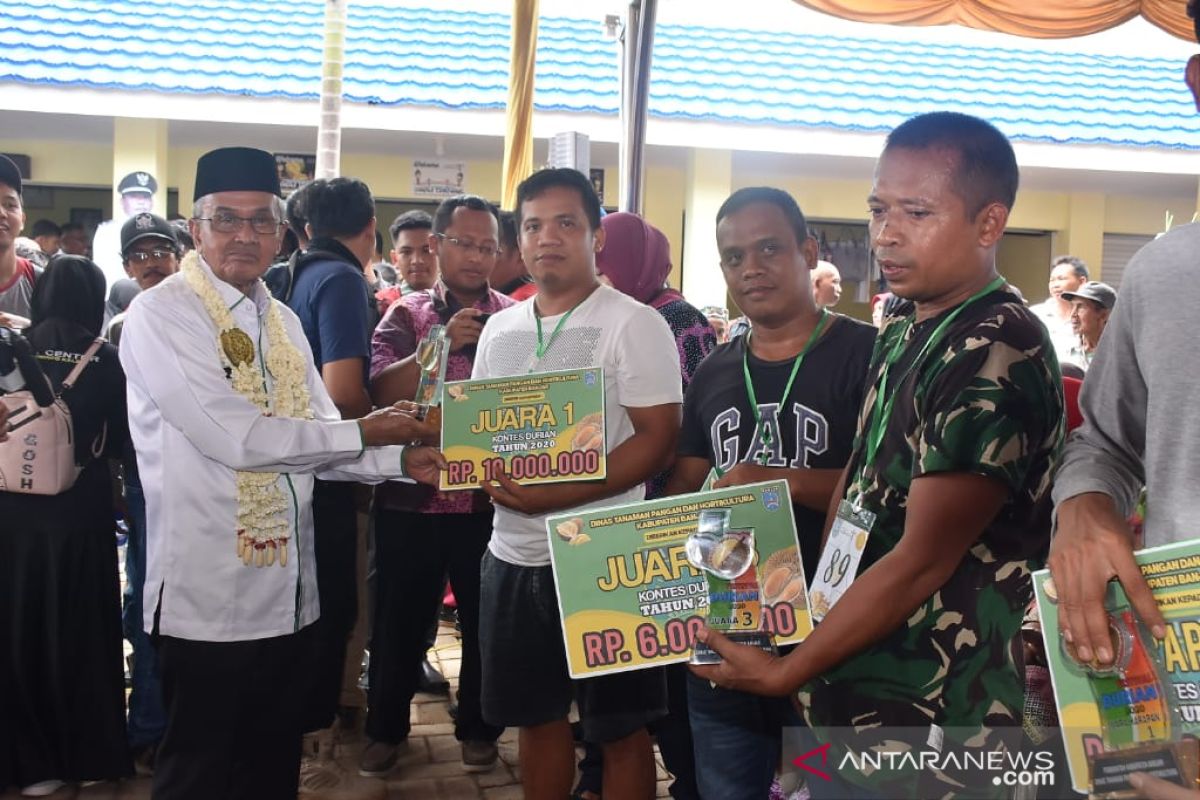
left=678, top=314, right=876, bottom=580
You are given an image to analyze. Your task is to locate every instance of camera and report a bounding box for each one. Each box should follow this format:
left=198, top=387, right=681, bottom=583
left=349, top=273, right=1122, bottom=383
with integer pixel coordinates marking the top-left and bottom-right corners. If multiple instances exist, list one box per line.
left=0, top=327, right=53, bottom=407
left=0, top=326, right=27, bottom=393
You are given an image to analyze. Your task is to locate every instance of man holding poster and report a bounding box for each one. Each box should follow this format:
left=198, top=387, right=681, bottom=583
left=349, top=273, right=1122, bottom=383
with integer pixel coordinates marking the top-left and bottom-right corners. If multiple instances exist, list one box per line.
left=665, top=187, right=875, bottom=800
left=472, top=168, right=682, bottom=800
left=691, top=114, right=1064, bottom=799
left=1047, top=18, right=1200, bottom=796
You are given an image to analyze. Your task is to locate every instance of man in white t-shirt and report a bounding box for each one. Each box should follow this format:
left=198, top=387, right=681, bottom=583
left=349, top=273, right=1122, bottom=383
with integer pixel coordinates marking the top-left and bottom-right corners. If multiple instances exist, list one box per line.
left=1029, top=254, right=1087, bottom=361
left=472, top=168, right=682, bottom=800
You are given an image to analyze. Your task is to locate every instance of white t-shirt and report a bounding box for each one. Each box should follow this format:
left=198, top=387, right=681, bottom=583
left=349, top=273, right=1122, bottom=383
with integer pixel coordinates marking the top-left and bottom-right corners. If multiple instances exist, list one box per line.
left=1030, top=298, right=1077, bottom=364
left=472, top=283, right=683, bottom=567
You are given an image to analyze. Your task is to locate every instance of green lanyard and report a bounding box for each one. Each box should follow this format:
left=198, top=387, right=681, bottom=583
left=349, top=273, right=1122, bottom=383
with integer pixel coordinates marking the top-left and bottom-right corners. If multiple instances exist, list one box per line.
left=534, top=299, right=585, bottom=361
left=739, top=308, right=830, bottom=468
left=862, top=276, right=1006, bottom=468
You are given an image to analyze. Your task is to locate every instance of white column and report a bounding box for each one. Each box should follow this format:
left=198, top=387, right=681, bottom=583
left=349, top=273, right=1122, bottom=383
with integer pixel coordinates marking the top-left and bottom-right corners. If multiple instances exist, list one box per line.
left=680, top=148, right=732, bottom=309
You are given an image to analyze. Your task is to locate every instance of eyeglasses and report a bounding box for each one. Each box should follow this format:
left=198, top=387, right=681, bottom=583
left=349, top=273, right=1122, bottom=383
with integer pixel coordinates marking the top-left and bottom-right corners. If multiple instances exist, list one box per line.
left=125, top=248, right=177, bottom=264
left=197, top=211, right=284, bottom=235
left=435, top=233, right=500, bottom=258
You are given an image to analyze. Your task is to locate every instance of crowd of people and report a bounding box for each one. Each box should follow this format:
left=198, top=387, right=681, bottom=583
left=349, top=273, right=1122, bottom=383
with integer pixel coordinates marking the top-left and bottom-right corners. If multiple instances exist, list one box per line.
left=0, top=102, right=1196, bottom=800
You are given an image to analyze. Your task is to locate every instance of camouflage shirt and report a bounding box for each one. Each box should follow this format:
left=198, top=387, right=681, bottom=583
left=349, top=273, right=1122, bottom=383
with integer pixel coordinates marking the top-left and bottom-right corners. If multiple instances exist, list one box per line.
left=800, top=287, right=1064, bottom=797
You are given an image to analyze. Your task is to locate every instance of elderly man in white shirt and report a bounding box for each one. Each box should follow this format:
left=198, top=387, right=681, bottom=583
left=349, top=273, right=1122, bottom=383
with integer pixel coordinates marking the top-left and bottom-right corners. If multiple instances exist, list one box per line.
left=120, top=146, right=443, bottom=800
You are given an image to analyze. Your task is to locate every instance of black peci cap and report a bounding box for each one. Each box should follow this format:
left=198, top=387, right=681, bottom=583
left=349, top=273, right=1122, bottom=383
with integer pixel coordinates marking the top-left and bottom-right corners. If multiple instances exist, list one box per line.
left=193, top=147, right=281, bottom=201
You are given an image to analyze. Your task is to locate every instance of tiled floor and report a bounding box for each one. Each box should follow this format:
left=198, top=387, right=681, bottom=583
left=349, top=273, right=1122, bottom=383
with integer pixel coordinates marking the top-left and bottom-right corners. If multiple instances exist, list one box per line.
left=1, top=623, right=677, bottom=800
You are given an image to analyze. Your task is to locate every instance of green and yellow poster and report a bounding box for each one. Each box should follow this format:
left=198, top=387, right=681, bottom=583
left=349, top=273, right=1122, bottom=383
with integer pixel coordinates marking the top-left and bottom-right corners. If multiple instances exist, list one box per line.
left=1033, top=538, right=1200, bottom=794
left=439, top=368, right=606, bottom=492
left=546, top=480, right=812, bottom=678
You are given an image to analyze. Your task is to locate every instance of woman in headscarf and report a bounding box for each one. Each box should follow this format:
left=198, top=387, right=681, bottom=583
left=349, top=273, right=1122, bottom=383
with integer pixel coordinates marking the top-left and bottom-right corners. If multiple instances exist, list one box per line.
left=583, top=212, right=714, bottom=800
left=596, top=212, right=717, bottom=400
left=0, top=255, right=132, bottom=796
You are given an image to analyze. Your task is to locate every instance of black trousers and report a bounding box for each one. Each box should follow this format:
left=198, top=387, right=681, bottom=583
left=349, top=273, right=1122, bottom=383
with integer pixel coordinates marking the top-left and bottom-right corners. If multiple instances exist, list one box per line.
left=153, top=625, right=314, bottom=800
left=366, top=509, right=502, bottom=744
left=301, top=479, right=359, bottom=733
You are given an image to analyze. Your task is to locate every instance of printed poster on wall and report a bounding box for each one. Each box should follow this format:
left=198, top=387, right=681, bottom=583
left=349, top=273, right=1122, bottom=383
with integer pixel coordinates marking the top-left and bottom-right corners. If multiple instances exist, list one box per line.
left=439, top=368, right=606, bottom=492
left=1033, top=538, right=1200, bottom=795
left=546, top=480, right=812, bottom=678
left=412, top=159, right=467, bottom=197
left=274, top=153, right=315, bottom=197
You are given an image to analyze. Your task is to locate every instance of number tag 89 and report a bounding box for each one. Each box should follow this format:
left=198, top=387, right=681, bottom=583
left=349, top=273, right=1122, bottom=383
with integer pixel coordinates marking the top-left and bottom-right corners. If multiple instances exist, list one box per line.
left=807, top=500, right=875, bottom=622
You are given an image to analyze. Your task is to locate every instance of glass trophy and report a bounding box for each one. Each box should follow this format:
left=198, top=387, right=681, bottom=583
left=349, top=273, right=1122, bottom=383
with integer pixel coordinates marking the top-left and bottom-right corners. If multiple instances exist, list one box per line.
left=413, top=324, right=449, bottom=421
left=1061, top=591, right=1199, bottom=799
left=687, top=508, right=776, bottom=665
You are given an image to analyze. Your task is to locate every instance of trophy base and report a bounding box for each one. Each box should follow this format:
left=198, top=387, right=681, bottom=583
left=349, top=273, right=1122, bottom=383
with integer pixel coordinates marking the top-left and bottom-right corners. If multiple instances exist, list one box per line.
left=689, top=632, right=776, bottom=665
left=1089, top=739, right=1199, bottom=800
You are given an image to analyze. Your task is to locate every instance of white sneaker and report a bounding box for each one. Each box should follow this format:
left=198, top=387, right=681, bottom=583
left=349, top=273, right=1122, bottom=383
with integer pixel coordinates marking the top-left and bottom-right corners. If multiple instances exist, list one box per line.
left=21, top=780, right=65, bottom=797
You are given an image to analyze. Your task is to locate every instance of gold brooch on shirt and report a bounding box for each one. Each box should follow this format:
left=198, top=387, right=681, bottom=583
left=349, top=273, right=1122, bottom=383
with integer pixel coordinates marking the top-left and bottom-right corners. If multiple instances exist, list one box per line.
left=180, top=251, right=313, bottom=569
left=220, top=329, right=255, bottom=367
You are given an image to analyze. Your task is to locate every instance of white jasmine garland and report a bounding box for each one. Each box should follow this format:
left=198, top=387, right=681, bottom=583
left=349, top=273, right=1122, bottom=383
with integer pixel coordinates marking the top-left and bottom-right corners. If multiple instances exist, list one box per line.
left=181, top=251, right=313, bottom=568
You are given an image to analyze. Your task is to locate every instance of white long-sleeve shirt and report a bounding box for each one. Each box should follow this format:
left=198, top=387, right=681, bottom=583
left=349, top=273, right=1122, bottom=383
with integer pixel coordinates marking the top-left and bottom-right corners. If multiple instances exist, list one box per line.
left=121, top=256, right=409, bottom=642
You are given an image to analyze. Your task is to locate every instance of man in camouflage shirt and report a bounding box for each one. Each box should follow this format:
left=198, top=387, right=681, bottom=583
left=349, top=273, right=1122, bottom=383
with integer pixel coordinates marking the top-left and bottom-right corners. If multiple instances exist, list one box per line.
left=692, top=112, right=1064, bottom=798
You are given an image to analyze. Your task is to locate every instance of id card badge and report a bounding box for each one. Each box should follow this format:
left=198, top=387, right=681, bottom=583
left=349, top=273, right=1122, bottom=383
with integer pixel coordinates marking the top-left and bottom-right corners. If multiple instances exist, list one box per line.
left=808, top=499, right=875, bottom=622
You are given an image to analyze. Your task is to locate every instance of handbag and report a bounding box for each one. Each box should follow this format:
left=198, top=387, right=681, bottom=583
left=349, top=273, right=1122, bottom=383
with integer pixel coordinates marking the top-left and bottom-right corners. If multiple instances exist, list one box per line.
left=0, top=337, right=106, bottom=495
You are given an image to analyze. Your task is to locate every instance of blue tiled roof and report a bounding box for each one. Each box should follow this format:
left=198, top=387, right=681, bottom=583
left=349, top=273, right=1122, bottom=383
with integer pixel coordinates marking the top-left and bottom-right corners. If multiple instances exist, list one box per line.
left=0, top=0, right=1196, bottom=150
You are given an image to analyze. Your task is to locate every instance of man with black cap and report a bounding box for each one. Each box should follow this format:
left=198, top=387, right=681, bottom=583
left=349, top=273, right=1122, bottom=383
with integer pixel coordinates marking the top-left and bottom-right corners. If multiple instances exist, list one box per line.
left=1059, top=280, right=1116, bottom=371
left=119, top=146, right=447, bottom=800
left=0, top=154, right=34, bottom=330
left=106, top=212, right=181, bottom=343
left=92, top=170, right=158, bottom=292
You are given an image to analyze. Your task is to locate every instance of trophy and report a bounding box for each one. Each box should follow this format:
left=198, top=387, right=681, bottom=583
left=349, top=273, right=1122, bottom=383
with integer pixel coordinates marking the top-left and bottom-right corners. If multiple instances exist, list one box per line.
left=1059, top=588, right=1199, bottom=799
left=413, top=324, right=450, bottom=421
left=686, top=508, right=776, bottom=664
